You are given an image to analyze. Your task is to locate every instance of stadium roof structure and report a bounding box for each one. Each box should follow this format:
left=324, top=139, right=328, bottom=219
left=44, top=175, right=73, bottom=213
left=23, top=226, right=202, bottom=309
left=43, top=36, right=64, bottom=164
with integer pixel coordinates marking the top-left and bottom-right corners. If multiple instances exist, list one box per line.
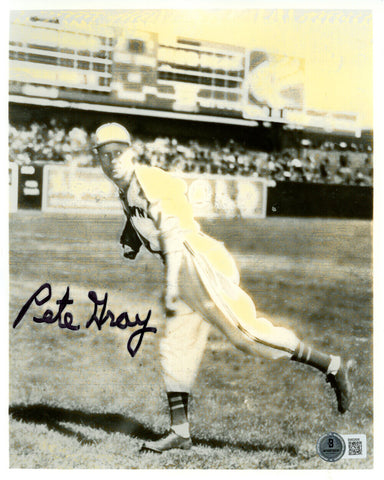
left=9, top=95, right=260, bottom=127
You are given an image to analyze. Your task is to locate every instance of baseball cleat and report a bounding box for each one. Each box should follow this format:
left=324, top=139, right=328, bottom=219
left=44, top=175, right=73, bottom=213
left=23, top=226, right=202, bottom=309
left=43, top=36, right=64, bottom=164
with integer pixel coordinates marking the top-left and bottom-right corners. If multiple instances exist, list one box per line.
left=140, top=430, right=192, bottom=453
left=326, top=359, right=355, bottom=413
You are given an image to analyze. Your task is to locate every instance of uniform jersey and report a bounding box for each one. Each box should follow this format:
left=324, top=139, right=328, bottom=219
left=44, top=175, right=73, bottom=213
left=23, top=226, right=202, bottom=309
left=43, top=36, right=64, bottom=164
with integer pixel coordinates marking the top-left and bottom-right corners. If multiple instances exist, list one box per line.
left=118, top=164, right=240, bottom=284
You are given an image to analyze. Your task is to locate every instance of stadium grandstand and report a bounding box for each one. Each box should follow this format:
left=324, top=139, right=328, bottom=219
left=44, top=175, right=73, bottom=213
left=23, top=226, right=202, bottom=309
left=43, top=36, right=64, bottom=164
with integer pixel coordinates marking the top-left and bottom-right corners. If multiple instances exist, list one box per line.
left=8, top=13, right=373, bottom=216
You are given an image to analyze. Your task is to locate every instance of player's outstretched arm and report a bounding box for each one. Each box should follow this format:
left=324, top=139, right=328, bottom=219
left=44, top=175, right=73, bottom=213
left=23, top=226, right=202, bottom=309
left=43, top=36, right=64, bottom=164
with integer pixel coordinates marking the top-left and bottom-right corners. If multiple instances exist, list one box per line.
left=138, top=167, right=197, bottom=314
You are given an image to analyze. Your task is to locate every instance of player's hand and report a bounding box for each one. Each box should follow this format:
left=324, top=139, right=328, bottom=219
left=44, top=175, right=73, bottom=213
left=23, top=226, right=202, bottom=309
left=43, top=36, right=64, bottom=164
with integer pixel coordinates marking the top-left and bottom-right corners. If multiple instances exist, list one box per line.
left=122, top=245, right=138, bottom=260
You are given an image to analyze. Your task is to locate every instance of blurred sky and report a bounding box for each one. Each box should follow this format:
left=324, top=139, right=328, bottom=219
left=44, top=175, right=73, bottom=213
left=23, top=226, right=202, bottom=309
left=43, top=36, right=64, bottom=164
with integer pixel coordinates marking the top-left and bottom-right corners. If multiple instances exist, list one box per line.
left=10, top=5, right=375, bottom=128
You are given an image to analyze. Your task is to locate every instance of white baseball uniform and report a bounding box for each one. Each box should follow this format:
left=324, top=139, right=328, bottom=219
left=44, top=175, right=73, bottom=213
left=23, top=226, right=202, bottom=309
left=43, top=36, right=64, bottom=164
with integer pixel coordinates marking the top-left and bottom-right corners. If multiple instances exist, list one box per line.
left=117, top=161, right=300, bottom=392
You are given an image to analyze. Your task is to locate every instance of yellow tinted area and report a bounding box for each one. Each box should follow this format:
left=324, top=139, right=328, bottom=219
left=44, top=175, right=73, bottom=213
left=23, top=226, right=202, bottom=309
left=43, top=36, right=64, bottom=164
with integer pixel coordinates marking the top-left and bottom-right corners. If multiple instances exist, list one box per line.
left=187, top=234, right=239, bottom=284
left=136, top=166, right=195, bottom=229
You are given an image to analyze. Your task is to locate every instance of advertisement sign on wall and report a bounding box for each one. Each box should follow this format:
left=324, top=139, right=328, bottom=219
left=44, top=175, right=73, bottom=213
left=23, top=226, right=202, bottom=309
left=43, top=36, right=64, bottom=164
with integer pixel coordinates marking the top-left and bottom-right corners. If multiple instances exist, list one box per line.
left=42, top=165, right=268, bottom=218
left=17, top=164, right=44, bottom=210
left=9, top=163, right=19, bottom=213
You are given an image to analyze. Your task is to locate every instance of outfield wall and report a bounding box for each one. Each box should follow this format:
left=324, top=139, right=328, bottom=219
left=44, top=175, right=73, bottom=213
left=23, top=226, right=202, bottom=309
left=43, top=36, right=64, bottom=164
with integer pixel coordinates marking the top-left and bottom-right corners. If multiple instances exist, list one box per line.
left=41, top=165, right=268, bottom=219
left=10, top=163, right=372, bottom=219
left=9, top=163, right=18, bottom=212
left=267, top=181, right=373, bottom=219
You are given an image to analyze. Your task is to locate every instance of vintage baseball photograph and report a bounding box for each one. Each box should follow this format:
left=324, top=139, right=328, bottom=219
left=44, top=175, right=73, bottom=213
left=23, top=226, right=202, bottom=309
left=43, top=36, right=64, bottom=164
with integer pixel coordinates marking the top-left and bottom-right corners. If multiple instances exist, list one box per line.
left=7, top=0, right=377, bottom=470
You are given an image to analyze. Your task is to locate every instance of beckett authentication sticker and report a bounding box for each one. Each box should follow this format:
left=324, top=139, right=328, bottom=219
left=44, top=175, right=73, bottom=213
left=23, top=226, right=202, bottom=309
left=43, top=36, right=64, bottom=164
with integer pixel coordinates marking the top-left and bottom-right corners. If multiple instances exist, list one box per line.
left=317, top=432, right=346, bottom=462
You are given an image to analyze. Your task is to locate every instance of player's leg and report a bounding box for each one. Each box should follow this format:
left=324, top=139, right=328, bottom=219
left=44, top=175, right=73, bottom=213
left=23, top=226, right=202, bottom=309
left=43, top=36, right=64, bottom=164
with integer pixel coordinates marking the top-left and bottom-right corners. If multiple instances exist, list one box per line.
left=291, top=341, right=354, bottom=413
left=181, top=250, right=353, bottom=414
left=142, top=302, right=210, bottom=453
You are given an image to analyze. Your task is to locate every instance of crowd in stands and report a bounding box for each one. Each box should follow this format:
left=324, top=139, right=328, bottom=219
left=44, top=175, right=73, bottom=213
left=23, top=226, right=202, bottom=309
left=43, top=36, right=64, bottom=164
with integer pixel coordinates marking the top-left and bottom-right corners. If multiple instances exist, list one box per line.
left=9, top=120, right=373, bottom=186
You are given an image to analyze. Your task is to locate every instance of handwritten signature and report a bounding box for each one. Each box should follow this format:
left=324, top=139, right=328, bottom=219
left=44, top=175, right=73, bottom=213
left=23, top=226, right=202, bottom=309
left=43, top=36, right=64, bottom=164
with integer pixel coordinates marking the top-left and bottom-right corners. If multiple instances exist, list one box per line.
left=13, top=283, right=157, bottom=357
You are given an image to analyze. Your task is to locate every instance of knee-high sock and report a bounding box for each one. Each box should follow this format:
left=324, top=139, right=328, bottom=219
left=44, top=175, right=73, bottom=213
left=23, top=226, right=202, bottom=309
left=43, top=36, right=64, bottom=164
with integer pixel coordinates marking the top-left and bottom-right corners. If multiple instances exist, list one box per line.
left=167, top=392, right=190, bottom=438
left=291, top=341, right=340, bottom=374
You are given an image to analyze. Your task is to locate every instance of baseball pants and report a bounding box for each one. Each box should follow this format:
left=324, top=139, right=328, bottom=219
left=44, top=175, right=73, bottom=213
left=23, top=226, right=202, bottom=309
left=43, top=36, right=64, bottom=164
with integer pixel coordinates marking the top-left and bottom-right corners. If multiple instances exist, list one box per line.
left=159, top=247, right=300, bottom=392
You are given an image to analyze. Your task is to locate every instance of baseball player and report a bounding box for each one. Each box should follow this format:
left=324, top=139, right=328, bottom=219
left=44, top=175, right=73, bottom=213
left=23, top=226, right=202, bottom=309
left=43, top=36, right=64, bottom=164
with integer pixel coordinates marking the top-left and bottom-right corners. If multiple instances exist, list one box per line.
left=94, top=123, right=354, bottom=453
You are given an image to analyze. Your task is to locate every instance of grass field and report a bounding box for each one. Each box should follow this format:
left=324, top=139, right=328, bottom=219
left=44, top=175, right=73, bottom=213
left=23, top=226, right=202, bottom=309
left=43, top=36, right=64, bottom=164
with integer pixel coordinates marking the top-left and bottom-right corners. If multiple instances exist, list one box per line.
left=9, top=212, right=373, bottom=469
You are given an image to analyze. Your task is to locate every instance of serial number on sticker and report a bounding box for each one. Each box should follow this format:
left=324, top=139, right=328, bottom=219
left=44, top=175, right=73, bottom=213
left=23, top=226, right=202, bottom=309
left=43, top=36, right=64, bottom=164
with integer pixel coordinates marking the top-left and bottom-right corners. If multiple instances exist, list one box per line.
left=342, top=434, right=367, bottom=459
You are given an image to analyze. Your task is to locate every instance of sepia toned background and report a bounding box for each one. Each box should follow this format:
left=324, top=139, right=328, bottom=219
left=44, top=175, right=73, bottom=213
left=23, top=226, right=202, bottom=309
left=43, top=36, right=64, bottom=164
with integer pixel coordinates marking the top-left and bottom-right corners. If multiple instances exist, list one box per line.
left=8, top=2, right=375, bottom=469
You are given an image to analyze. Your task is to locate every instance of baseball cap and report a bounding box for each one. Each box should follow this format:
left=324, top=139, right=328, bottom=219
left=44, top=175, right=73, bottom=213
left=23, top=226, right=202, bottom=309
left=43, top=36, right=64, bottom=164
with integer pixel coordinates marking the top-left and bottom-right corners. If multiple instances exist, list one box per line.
left=94, top=123, right=131, bottom=148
